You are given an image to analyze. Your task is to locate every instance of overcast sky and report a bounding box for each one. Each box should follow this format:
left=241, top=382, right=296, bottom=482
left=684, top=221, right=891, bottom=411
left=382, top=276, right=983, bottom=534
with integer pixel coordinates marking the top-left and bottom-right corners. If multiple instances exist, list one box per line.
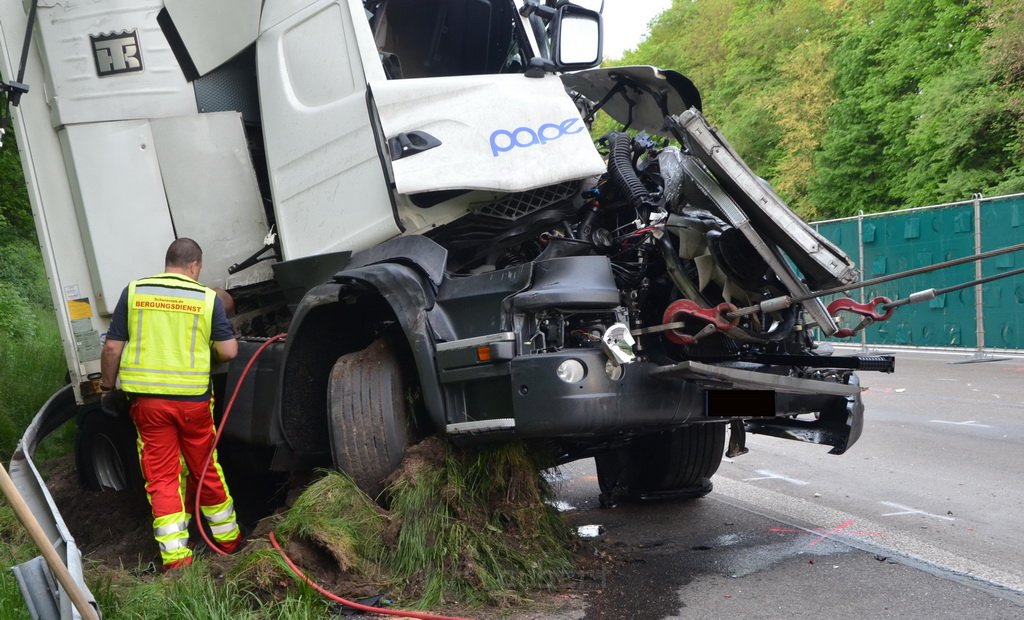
left=601, top=0, right=673, bottom=59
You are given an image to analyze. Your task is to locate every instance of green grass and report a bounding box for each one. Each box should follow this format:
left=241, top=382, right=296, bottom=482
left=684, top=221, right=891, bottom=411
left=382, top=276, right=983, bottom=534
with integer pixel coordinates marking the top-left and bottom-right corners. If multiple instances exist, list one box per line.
left=0, top=307, right=69, bottom=463
left=87, top=557, right=332, bottom=619
left=2, top=440, right=576, bottom=619
left=0, top=504, right=36, bottom=620
left=0, top=304, right=75, bottom=620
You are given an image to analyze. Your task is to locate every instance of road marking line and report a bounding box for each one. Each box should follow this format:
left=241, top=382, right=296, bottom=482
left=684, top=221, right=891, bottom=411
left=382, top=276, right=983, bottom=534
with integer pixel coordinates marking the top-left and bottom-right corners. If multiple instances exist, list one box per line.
left=712, top=476, right=1024, bottom=594
left=742, top=469, right=809, bottom=486
left=928, top=420, right=992, bottom=428
left=880, top=501, right=955, bottom=521
left=770, top=519, right=885, bottom=546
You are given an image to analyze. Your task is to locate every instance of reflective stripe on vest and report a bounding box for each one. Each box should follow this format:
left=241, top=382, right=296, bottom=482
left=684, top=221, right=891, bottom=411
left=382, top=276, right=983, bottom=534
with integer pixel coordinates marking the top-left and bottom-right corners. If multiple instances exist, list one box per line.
left=120, top=274, right=216, bottom=396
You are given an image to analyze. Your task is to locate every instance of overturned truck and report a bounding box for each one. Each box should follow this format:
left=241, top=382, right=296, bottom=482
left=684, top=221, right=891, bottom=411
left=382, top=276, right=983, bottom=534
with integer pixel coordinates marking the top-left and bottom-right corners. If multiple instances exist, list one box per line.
left=1, top=0, right=892, bottom=617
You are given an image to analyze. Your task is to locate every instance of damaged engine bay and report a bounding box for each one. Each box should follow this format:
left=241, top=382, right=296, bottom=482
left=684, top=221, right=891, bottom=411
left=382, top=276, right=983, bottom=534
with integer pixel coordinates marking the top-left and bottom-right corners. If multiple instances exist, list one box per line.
left=425, top=87, right=886, bottom=419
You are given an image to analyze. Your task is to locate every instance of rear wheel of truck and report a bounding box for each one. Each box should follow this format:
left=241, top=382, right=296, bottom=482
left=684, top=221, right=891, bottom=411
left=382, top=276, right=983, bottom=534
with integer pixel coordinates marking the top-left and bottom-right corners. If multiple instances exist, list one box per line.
left=75, top=408, right=143, bottom=492
left=326, top=337, right=414, bottom=499
left=596, top=423, right=727, bottom=505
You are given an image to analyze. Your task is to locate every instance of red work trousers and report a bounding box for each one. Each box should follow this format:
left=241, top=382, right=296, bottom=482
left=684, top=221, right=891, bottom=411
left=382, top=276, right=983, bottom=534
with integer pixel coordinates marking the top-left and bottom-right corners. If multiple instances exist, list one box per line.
left=130, top=396, right=240, bottom=567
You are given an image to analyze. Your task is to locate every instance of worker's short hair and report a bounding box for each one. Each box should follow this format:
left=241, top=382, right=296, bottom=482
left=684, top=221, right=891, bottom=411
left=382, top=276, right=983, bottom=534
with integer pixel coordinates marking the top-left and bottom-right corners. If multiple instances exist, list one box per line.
left=165, top=238, right=203, bottom=268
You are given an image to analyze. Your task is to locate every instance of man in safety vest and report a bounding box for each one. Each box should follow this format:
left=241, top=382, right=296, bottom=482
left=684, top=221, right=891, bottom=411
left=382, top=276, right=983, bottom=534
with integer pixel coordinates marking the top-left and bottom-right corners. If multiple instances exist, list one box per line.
left=99, top=238, right=243, bottom=571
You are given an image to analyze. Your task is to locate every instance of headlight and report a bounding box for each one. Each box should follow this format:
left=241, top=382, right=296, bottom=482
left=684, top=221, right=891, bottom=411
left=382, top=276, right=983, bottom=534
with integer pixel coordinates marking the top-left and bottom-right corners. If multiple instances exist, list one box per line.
left=556, top=359, right=586, bottom=383
left=605, top=360, right=624, bottom=381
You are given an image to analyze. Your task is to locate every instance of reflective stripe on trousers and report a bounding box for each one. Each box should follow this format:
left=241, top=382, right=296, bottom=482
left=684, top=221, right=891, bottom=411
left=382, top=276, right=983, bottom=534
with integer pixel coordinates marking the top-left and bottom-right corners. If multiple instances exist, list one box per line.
left=131, top=396, right=240, bottom=567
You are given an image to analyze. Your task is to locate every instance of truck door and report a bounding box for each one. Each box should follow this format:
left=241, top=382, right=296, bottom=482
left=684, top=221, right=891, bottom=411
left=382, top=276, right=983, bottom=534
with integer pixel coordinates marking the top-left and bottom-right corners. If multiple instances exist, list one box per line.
left=257, top=0, right=401, bottom=262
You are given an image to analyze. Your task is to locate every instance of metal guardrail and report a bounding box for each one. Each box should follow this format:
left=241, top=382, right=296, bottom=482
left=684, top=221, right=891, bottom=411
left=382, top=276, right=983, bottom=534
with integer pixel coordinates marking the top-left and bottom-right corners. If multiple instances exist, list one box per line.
left=8, top=386, right=99, bottom=620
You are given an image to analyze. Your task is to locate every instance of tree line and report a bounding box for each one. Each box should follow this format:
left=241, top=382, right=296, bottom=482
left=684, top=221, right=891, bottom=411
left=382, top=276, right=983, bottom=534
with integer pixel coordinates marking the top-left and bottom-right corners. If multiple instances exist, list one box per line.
left=611, top=0, right=1024, bottom=220
left=2, top=0, right=1022, bottom=276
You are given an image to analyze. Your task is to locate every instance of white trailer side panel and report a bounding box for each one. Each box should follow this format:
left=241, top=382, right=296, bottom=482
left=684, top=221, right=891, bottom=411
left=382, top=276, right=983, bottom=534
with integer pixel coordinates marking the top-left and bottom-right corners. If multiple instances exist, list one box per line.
left=58, top=121, right=175, bottom=315
left=33, top=0, right=197, bottom=127
left=150, top=112, right=273, bottom=289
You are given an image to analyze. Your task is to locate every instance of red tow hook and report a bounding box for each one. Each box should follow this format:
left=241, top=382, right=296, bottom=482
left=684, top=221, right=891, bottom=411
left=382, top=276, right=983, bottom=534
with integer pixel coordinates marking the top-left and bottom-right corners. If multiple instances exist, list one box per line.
left=826, top=297, right=894, bottom=338
left=662, top=299, right=740, bottom=345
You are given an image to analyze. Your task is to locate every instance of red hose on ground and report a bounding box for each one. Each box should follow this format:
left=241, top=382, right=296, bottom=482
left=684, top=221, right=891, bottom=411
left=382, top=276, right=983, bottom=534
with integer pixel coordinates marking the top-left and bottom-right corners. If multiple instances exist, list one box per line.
left=269, top=531, right=474, bottom=620
left=196, top=333, right=473, bottom=620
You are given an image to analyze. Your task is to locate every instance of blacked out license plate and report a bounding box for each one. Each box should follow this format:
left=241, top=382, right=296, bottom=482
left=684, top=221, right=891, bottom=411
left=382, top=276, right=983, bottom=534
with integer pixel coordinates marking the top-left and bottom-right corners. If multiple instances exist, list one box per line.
left=705, top=389, right=776, bottom=417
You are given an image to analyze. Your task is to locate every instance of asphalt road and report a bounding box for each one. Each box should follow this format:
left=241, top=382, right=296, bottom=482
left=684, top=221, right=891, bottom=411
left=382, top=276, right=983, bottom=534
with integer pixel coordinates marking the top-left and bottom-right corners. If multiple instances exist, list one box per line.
left=517, top=348, right=1024, bottom=619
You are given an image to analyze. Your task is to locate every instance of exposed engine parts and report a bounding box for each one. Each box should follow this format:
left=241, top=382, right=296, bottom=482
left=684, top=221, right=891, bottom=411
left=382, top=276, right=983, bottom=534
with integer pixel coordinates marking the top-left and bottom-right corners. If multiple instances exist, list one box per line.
left=428, top=112, right=861, bottom=375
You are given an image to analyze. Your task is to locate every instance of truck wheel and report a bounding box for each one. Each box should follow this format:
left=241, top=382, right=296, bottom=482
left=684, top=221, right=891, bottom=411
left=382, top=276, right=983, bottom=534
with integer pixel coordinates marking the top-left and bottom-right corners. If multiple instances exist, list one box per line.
left=326, top=337, right=412, bottom=499
left=75, top=408, right=143, bottom=492
left=596, top=423, right=726, bottom=505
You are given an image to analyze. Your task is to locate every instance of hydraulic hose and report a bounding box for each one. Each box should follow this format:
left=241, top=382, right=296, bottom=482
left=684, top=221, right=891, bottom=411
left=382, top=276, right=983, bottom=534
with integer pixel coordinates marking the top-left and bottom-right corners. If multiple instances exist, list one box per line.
left=195, top=333, right=287, bottom=556
left=606, top=132, right=650, bottom=210
left=269, top=531, right=472, bottom=620
left=196, top=333, right=472, bottom=620
left=654, top=232, right=706, bottom=306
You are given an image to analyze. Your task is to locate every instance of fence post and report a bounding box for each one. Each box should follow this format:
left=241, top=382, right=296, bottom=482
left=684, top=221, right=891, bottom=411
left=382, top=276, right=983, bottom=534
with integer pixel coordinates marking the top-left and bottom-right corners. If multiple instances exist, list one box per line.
left=974, top=195, right=984, bottom=353
left=858, top=210, right=867, bottom=352
left=952, top=194, right=1008, bottom=364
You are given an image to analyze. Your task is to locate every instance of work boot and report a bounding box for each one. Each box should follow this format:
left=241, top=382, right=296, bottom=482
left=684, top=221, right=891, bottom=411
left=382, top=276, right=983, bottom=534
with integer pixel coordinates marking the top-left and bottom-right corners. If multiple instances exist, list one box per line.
left=189, top=537, right=209, bottom=558
left=162, top=554, right=193, bottom=573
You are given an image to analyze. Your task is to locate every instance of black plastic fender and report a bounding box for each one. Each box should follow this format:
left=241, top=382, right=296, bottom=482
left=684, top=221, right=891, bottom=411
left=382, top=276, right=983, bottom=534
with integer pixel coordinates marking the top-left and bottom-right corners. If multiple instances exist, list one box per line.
left=277, top=239, right=451, bottom=457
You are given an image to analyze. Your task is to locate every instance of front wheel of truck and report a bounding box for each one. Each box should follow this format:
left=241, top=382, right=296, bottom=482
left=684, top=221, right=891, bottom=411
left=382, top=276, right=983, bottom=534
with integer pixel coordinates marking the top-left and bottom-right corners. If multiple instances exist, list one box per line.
left=596, top=423, right=727, bottom=505
left=326, top=337, right=414, bottom=500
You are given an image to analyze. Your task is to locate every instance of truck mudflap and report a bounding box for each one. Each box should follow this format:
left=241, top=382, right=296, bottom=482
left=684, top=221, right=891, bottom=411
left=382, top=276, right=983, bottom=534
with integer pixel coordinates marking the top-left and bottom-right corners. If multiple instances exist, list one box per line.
left=7, top=386, right=100, bottom=620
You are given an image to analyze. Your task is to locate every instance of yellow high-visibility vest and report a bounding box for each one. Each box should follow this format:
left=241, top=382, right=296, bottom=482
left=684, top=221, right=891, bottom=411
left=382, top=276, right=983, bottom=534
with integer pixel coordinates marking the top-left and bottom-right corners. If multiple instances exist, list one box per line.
left=119, top=273, right=216, bottom=396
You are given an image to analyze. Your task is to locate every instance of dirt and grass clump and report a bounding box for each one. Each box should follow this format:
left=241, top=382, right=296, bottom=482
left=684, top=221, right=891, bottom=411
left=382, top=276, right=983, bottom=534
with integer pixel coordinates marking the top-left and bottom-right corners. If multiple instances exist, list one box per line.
left=257, top=437, right=576, bottom=610
left=31, top=437, right=578, bottom=617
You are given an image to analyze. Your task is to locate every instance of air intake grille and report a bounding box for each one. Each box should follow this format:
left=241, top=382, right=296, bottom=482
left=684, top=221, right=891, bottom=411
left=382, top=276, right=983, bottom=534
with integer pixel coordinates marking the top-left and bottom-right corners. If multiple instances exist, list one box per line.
left=473, top=182, right=578, bottom=221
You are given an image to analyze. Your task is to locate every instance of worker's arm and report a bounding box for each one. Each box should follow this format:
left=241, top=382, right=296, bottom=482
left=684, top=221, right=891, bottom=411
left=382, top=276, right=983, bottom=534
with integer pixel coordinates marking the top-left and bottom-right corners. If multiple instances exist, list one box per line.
left=100, top=338, right=126, bottom=388
left=213, top=338, right=238, bottom=362
left=210, top=293, right=238, bottom=362
left=101, top=286, right=131, bottom=389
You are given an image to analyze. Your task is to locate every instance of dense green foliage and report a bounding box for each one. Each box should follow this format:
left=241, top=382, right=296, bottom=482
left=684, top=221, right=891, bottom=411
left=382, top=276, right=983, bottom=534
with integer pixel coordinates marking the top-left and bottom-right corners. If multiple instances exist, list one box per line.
left=610, top=0, right=1024, bottom=219
left=0, top=129, right=65, bottom=462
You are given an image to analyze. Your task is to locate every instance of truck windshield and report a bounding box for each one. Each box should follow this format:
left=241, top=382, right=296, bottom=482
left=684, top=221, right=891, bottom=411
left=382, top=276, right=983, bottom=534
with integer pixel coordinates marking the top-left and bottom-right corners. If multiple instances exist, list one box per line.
left=368, top=0, right=528, bottom=79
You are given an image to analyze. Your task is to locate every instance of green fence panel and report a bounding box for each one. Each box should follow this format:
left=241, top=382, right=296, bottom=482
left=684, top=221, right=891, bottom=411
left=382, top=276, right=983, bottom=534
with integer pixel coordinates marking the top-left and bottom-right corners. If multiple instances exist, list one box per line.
left=980, top=196, right=1024, bottom=349
left=860, top=205, right=977, bottom=347
left=813, top=194, right=1024, bottom=350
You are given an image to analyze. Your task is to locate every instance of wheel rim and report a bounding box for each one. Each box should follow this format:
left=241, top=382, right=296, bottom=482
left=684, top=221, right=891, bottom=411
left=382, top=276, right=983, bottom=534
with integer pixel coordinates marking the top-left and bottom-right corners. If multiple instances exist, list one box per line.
left=91, top=432, right=129, bottom=491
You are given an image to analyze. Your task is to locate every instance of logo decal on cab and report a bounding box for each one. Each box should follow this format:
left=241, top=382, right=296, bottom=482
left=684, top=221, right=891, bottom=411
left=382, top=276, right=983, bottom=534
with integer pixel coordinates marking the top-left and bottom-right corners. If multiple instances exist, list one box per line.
left=489, top=118, right=584, bottom=157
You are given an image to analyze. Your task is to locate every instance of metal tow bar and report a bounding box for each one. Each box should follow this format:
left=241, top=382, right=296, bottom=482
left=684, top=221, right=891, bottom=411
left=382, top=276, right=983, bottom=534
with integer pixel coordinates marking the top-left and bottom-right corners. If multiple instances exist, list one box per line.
left=721, top=243, right=1024, bottom=338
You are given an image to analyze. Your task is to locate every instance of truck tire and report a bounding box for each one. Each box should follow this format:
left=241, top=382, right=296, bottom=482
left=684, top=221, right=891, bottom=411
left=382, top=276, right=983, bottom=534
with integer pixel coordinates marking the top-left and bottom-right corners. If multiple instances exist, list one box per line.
left=326, top=337, right=412, bottom=499
left=75, top=408, right=143, bottom=492
left=596, top=423, right=726, bottom=505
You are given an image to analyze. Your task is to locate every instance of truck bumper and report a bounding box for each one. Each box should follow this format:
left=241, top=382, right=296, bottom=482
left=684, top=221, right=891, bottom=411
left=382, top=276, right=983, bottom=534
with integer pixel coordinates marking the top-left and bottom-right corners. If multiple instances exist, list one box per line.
left=500, top=349, right=863, bottom=454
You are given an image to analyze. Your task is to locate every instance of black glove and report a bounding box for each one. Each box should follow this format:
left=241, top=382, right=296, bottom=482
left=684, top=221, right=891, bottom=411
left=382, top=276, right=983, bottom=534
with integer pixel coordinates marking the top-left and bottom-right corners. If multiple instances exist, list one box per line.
left=100, top=389, right=128, bottom=417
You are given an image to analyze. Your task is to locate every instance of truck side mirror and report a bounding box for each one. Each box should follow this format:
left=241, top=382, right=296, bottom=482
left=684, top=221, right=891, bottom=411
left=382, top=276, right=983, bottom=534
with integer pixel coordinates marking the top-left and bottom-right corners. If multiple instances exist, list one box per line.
left=552, top=4, right=602, bottom=71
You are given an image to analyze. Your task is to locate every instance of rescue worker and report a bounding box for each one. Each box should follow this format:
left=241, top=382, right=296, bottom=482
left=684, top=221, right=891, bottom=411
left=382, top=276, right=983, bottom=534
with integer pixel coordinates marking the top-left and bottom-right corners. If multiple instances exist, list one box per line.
left=99, top=238, right=243, bottom=570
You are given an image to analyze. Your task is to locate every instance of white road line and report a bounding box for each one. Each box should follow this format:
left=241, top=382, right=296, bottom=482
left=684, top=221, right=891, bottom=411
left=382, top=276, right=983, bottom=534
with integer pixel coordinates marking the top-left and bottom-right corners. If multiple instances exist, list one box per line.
left=742, top=469, right=809, bottom=486
left=712, top=476, right=1024, bottom=594
left=880, top=501, right=956, bottom=521
left=929, top=420, right=993, bottom=428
